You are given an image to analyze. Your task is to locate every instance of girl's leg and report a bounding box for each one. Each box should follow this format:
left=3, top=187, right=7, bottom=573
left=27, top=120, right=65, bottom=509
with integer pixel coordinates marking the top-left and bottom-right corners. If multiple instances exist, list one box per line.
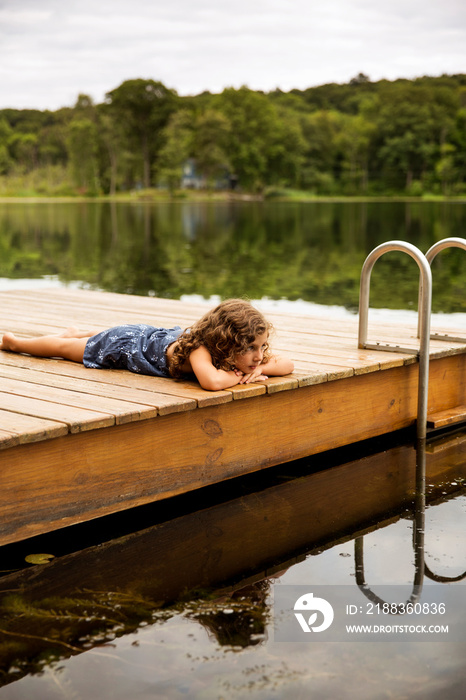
left=0, top=328, right=95, bottom=363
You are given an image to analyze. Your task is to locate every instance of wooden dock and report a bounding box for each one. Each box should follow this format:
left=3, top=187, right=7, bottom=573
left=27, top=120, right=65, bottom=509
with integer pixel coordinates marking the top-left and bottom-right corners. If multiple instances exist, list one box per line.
left=1, top=288, right=466, bottom=546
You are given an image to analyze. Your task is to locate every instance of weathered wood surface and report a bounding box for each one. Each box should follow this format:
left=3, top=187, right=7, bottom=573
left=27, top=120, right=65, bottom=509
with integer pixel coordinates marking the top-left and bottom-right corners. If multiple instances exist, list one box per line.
left=0, top=288, right=465, bottom=545
left=427, top=405, right=466, bottom=428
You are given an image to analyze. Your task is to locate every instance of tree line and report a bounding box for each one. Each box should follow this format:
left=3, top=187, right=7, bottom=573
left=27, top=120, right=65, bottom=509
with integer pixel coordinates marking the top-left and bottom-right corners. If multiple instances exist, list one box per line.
left=0, top=73, right=465, bottom=197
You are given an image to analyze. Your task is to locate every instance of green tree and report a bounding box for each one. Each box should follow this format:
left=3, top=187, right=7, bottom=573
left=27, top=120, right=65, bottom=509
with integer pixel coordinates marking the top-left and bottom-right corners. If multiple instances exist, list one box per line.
left=158, top=110, right=193, bottom=194
left=105, top=79, right=178, bottom=188
left=436, top=143, right=457, bottom=194
left=0, top=118, right=13, bottom=174
left=267, top=109, right=306, bottom=188
left=336, top=113, right=375, bottom=193
left=66, top=118, right=99, bottom=193
left=299, top=110, right=342, bottom=193
left=96, top=105, right=129, bottom=195
left=37, top=124, right=68, bottom=166
left=451, top=106, right=466, bottom=188
left=216, top=87, right=276, bottom=190
left=73, top=93, right=97, bottom=119
left=217, top=87, right=305, bottom=191
left=193, top=109, right=231, bottom=188
left=9, top=132, right=38, bottom=171
left=374, top=83, right=458, bottom=190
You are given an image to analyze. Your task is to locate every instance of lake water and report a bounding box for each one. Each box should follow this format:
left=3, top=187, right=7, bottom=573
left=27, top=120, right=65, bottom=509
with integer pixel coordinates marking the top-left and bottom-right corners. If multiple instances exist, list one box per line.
left=1, top=199, right=466, bottom=312
left=0, top=199, right=465, bottom=698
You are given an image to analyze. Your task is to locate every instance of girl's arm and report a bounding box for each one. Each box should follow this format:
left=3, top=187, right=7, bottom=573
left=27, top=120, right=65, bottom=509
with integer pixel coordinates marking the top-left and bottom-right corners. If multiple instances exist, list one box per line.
left=188, top=345, right=244, bottom=391
left=258, top=355, right=294, bottom=376
left=237, top=355, right=294, bottom=384
left=189, top=346, right=294, bottom=390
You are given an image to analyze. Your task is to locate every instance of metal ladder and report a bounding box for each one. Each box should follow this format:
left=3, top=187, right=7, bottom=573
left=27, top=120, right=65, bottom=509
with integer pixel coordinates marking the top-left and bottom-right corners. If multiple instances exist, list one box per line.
left=356, top=241, right=466, bottom=611
left=358, top=237, right=466, bottom=440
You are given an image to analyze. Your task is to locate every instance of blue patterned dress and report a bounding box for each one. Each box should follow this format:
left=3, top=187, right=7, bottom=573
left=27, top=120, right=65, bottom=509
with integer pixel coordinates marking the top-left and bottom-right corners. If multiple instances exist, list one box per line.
left=83, top=324, right=183, bottom=378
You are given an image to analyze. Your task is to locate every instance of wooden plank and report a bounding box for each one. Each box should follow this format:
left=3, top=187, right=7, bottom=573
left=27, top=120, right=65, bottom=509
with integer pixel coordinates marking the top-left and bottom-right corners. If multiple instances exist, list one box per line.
left=427, top=405, right=466, bottom=428
left=159, top=377, right=233, bottom=407
left=0, top=429, right=18, bottom=449
left=0, top=392, right=114, bottom=434
left=293, top=359, right=354, bottom=381
left=0, top=408, right=68, bottom=445
left=272, top=327, right=418, bottom=371
left=276, top=343, right=385, bottom=369
left=0, top=361, right=195, bottom=415
left=293, top=368, right=329, bottom=386
left=277, top=327, right=464, bottom=363
left=0, top=376, right=158, bottom=425
left=229, top=382, right=267, bottom=398
left=272, top=315, right=466, bottom=357
left=265, top=375, right=300, bottom=393
left=0, top=291, right=199, bottom=330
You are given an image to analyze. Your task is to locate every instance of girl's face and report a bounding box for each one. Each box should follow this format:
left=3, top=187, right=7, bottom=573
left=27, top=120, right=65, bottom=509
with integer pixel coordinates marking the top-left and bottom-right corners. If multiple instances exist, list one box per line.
left=233, top=331, right=268, bottom=374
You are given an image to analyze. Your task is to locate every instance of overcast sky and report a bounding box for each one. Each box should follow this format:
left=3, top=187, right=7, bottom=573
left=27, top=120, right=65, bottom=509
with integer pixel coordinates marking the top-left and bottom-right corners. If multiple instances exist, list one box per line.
left=1, top=0, right=465, bottom=111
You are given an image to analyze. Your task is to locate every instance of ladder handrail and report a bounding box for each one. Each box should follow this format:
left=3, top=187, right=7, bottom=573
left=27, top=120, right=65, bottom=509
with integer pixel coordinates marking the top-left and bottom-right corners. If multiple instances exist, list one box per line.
left=355, top=437, right=465, bottom=608
left=355, top=437, right=425, bottom=608
left=425, top=236, right=466, bottom=265
left=358, top=241, right=432, bottom=440
left=418, top=237, right=466, bottom=338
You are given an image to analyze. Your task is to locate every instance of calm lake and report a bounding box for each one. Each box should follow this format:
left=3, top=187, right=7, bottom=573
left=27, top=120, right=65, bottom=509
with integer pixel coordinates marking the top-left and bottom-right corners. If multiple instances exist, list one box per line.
left=1, top=198, right=466, bottom=311
left=0, top=199, right=465, bottom=698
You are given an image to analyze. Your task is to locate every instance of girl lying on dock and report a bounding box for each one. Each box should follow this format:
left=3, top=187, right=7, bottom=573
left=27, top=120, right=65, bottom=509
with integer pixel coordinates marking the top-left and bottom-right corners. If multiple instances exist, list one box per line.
left=0, top=298, right=294, bottom=391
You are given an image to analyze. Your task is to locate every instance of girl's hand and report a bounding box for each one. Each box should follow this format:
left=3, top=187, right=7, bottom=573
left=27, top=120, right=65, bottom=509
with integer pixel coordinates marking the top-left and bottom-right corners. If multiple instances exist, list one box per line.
left=238, top=368, right=269, bottom=384
left=224, top=368, right=246, bottom=384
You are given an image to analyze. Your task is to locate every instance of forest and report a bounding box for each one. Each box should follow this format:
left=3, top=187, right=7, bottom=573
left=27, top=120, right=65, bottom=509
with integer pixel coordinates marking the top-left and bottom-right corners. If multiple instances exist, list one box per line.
left=0, top=73, right=465, bottom=198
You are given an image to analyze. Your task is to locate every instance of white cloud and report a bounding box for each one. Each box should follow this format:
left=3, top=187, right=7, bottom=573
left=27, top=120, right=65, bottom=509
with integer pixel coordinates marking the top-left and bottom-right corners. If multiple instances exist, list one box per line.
left=0, top=0, right=465, bottom=110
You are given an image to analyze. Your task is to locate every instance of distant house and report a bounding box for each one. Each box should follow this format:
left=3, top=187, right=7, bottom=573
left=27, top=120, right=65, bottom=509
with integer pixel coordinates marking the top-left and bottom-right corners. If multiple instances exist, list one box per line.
left=181, top=158, right=237, bottom=190
left=181, top=159, right=206, bottom=189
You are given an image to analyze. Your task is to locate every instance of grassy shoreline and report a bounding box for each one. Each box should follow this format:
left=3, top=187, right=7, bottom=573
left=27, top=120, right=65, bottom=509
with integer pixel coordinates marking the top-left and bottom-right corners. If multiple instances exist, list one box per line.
left=0, top=188, right=465, bottom=204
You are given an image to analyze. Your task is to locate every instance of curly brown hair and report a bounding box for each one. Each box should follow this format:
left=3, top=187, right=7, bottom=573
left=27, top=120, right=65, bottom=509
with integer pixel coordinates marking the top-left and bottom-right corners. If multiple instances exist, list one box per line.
left=170, top=298, right=273, bottom=378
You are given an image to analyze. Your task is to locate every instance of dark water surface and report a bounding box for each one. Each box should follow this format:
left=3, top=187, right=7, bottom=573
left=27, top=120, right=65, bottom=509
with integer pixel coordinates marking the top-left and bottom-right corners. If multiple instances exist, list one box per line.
left=1, top=199, right=466, bottom=311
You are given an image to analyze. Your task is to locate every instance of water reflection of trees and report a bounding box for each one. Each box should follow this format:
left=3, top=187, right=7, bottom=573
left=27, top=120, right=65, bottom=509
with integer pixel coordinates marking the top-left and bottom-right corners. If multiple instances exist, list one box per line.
left=0, top=584, right=269, bottom=686
left=1, top=201, right=466, bottom=311
left=189, top=580, right=271, bottom=649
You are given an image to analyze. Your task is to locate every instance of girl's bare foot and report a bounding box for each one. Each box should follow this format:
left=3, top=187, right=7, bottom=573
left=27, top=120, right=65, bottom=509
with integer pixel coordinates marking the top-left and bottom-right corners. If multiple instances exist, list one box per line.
left=0, top=332, right=17, bottom=351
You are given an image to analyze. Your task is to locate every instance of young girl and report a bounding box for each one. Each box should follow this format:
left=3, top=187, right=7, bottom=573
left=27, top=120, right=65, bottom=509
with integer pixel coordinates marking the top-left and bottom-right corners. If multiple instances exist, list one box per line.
left=0, top=299, right=294, bottom=391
